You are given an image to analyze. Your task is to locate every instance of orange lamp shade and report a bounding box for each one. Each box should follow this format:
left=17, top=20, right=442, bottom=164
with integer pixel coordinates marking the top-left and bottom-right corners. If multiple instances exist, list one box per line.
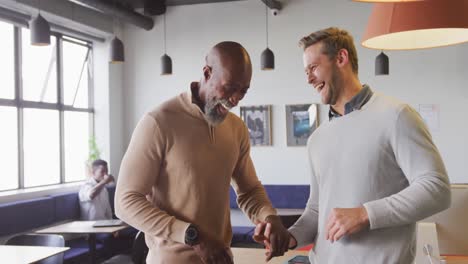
left=354, top=0, right=422, bottom=2
left=362, top=0, right=468, bottom=50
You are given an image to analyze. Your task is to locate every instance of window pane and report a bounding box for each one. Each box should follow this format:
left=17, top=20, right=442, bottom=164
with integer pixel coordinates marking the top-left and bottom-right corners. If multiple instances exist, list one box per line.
left=22, top=29, right=57, bottom=103
left=64, top=111, right=89, bottom=182
left=63, top=41, right=89, bottom=108
left=23, top=108, right=60, bottom=187
left=0, top=21, right=14, bottom=99
left=0, top=106, right=18, bottom=191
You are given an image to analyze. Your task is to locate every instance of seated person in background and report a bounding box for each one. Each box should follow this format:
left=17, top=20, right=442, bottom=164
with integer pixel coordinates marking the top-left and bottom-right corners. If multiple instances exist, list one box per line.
left=79, top=159, right=115, bottom=220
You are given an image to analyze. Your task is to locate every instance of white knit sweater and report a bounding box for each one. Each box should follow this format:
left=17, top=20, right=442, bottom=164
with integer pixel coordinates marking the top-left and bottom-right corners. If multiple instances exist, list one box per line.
left=289, top=92, right=451, bottom=264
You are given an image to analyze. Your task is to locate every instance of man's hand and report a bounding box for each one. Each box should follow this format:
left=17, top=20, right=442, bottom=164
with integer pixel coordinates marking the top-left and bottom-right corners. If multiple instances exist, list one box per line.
left=252, top=215, right=290, bottom=261
left=104, top=174, right=115, bottom=184
left=192, top=232, right=233, bottom=264
left=325, top=207, right=369, bottom=243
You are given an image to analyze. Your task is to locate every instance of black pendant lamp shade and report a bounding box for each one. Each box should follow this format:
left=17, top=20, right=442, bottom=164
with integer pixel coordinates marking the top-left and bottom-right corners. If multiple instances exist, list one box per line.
left=375, top=51, right=389, bottom=75
left=110, top=36, right=125, bottom=63
left=30, top=14, right=50, bottom=46
left=161, top=53, right=172, bottom=75
left=261, top=48, right=274, bottom=70
left=161, top=13, right=172, bottom=75
left=261, top=3, right=274, bottom=70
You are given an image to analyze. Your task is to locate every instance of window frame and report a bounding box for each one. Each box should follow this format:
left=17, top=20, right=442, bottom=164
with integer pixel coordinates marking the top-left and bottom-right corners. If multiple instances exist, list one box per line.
left=0, top=22, right=94, bottom=191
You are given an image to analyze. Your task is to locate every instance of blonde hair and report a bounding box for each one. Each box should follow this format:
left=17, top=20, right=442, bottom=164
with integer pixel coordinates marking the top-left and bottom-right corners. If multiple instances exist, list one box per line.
left=299, top=27, right=359, bottom=75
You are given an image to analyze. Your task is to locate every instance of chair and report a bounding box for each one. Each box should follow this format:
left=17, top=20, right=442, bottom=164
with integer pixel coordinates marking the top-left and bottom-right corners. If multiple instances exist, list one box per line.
left=131, top=231, right=148, bottom=264
left=6, top=234, right=65, bottom=264
left=102, top=231, right=148, bottom=264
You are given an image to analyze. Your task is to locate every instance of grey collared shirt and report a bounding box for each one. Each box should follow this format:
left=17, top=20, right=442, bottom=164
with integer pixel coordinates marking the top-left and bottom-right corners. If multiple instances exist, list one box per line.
left=329, top=85, right=373, bottom=121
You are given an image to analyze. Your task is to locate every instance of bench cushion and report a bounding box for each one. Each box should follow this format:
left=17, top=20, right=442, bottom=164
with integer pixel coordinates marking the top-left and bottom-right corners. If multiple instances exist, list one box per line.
left=50, top=192, right=80, bottom=222
left=231, top=226, right=255, bottom=244
left=230, top=185, right=309, bottom=209
left=0, top=197, right=55, bottom=236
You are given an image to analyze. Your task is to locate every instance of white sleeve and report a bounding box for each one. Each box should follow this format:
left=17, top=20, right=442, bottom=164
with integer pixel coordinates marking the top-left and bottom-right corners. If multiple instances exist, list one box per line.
left=364, top=105, right=451, bottom=230
left=79, top=183, right=93, bottom=202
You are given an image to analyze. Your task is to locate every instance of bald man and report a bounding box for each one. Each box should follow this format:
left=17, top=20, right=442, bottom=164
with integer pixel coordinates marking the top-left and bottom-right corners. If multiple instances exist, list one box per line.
left=115, top=42, right=290, bottom=264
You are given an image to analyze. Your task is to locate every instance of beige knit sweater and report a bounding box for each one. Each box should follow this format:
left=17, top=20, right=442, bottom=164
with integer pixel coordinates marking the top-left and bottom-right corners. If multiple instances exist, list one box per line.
left=115, top=90, right=276, bottom=263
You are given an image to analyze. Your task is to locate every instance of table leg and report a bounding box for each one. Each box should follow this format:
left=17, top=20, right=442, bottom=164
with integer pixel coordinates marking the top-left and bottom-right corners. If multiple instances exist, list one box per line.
left=89, top=233, right=97, bottom=264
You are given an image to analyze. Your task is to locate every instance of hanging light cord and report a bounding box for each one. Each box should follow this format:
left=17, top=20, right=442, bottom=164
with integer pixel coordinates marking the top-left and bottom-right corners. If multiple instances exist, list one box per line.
left=265, top=3, right=269, bottom=48
left=111, top=0, right=117, bottom=37
left=164, top=13, right=167, bottom=54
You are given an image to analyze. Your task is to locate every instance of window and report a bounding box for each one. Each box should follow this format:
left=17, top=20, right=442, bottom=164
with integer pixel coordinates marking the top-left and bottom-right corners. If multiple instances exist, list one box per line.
left=63, top=40, right=90, bottom=108
left=0, top=106, right=18, bottom=191
left=22, top=28, right=58, bottom=103
left=0, top=21, right=14, bottom=99
left=64, top=111, right=90, bottom=182
left=0, top=21, right=94, bottom=191
left=23, top=109, right=60, bottom=187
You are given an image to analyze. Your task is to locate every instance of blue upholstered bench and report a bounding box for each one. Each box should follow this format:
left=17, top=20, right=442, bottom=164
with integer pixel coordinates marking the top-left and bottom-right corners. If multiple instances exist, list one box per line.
left=229, top=185, right=309, bottom=209
left=0, top=186, right=136, bottom=263
left=0, top=197, right=55, bottom=237
left=229, top=185, right=309, bottom=246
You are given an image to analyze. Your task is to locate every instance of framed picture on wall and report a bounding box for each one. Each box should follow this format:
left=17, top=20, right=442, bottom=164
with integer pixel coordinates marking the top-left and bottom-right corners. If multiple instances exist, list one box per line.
left=240, top=105, right=272, bottom=146
left=285, top=104, right=319, bottom=146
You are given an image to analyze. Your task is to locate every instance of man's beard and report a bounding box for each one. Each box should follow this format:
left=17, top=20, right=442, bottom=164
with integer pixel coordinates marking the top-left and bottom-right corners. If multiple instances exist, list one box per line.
left=204, top=97, right=232, bottom=126
left=327, top=65, right=342, bottom=105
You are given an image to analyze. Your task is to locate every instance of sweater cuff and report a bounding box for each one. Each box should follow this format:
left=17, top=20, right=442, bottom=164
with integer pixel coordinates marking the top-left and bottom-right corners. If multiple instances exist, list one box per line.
left=363, top=199, right=390, bottom=230
left=257, top=207, right=278, bottom=223
left=288, top=226, right=306, bottom=249
left=169, top=218, right=191, bottom=244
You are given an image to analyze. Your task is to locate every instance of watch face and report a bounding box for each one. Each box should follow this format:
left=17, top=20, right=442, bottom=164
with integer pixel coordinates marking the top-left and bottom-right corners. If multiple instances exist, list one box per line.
left=185, top=225, right=199, bottom=245
left=187, top=227, right=197, bottom=239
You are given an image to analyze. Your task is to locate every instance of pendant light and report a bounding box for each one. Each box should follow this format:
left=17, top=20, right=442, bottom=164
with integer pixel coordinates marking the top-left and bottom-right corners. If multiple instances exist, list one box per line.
left=375, top=51, right=389, bottom=75
left=110, top=36, right=124, bottom=63
left=161, top=13, right=172, bottom=75
left=30, top=0, right=50, bottom=46
left=261, top=3, right=274, bottom=70
left=362, top=1, right=468, bottom=50
left=110, top=1, right=124, bottom=63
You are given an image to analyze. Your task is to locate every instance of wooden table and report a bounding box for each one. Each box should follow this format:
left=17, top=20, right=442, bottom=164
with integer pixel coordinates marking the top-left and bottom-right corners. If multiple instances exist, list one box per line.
left=35, top=221, right=127, bottom=264
left=0, top=245, right=69, bottom=264
left=231, top=248, right=468, bottom=264
left=232, top=247, right=308, bottom=264
left=443, top=256, right=468, bottom=264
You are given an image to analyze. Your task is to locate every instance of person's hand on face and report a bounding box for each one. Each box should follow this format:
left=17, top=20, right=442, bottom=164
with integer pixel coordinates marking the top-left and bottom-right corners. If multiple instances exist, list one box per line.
left=252, top=215, right=291, bottom=261
left=103, top=174, right=115, bottom=184
left=192, top=231, right=233, bottom=264
left=325, top=207, right=369, bottom=243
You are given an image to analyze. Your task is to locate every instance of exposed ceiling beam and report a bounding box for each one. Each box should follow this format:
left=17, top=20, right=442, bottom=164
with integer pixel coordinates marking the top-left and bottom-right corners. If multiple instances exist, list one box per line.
left=144, top=0, right=166, bottom=16
left=67, top=0, right=154, bottom=30
left=118, top=0, right=245, bottom=8
left=167, top=0, right=244, bottom=5
left=261, top=0, right=282, bottom=10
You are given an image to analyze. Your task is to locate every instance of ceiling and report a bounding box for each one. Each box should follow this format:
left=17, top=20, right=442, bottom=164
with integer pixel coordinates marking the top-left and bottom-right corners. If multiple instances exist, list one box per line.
left=66, top=0, right=281, bottom=30
left=118, top=0, right=245, bottom=8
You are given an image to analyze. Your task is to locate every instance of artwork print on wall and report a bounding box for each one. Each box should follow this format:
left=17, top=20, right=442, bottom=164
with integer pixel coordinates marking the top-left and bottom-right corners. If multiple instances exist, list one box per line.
left=286, top=104, right=319, bottom=146
left=240, top=105, right=272, bottom=146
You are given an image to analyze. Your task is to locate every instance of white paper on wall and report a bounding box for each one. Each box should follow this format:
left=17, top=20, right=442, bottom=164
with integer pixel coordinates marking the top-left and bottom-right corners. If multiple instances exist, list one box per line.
left=418, top=104, right=440, bottom=133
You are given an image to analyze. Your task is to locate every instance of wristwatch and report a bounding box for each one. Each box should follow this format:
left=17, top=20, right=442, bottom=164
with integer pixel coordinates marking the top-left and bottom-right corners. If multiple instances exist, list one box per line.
left=185, top=224, right=199, bottom=246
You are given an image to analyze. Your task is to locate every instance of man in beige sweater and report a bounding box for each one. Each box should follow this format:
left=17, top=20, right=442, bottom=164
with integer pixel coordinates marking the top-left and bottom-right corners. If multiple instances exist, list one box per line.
left=115, top=42, right=290, bottom=264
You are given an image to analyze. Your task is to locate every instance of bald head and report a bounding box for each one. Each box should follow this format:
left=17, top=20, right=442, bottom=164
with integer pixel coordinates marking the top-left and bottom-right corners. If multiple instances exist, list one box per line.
left=197, top=41, right=253, bottom=126
left=206, top=41, right=252, bottom=81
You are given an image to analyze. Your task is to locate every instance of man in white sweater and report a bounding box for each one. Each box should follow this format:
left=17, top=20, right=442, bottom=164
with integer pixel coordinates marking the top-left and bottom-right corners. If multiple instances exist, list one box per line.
left=254, top=27, right=451, bottom=263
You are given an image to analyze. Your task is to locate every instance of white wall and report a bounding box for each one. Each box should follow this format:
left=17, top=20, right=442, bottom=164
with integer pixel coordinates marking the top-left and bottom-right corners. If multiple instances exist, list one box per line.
left=121, top=0, right=468, bottom=184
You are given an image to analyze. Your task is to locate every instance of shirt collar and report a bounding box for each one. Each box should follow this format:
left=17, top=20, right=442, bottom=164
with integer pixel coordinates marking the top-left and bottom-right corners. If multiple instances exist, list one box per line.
left=329, top=84, right=373, bottom=121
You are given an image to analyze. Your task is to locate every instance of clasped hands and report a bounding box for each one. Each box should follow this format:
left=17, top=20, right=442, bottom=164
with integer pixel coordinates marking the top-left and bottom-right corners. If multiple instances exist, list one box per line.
left=253, top=207, right=370, bottom=261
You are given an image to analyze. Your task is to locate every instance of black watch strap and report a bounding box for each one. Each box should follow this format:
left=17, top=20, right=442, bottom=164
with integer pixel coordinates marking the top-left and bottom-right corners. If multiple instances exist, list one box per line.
left=185, top=224, right=199, bottom=246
